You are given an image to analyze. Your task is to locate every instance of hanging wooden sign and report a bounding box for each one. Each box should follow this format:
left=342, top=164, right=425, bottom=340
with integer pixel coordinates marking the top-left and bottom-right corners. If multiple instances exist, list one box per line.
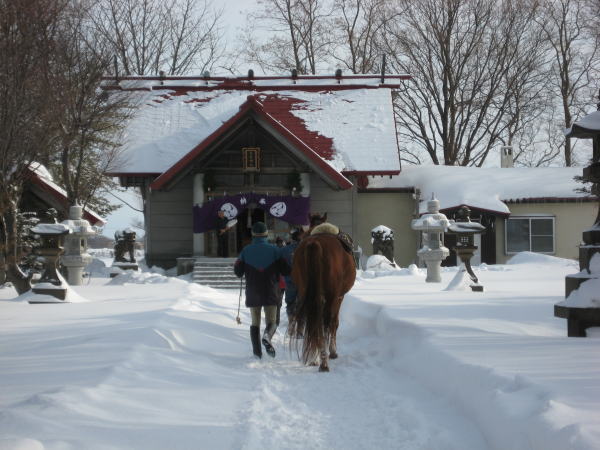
left=242, top=147, right=261, bottom=172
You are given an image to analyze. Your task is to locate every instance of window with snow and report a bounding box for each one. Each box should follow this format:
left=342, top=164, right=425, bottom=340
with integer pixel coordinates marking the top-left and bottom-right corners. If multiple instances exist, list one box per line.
left=505, top=216, right=554, bottom=254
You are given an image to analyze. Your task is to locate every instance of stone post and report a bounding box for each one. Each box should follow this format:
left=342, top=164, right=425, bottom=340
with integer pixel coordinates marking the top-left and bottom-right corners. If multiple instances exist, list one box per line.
left=193, top=173, right=205, bottom=256
left=300, top=172, right=310, bottom=197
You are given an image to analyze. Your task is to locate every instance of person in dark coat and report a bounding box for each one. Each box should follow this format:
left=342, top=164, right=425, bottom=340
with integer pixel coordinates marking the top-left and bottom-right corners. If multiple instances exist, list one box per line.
left=234, top=222, right=291, bottom=358
left=279, top=229, right=302, bottom=323
left=216, top=210, right=229, bottom=257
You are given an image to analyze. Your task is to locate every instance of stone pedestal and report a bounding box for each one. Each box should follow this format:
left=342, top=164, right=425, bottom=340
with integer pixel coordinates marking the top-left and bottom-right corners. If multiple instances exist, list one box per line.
left=110, top=262, right=139, bottom=277
left=419, top=248, right=448, bottom=283
left=554, top=304, right=600, bottom=337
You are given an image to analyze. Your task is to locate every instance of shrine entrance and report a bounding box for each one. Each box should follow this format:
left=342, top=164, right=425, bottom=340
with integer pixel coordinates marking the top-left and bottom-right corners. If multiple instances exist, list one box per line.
left=198, top=193, right=309, bottom=257
left=204, top=208, right=296, bottom=257
left=235, top=207, right=294, bottom=250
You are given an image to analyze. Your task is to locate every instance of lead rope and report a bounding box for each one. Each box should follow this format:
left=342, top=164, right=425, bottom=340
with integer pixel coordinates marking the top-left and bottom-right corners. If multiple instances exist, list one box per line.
left=236, top=275, right=243, bottom=325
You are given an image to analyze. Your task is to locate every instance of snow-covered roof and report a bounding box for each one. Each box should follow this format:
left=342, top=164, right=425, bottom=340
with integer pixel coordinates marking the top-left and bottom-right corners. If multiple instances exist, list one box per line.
left=108, top=76, right=403, bottom=189
left=31, top=223, right=71, bottom=235
left=27, top=163, right=105, bottom=225
left=367, top=165, right=591, bottom=214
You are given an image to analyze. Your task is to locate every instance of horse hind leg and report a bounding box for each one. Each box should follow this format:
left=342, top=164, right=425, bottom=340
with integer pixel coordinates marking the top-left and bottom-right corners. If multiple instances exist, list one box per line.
left=319, top=328, right=330, bottom=372
left=328, top=296, right=343, bottom=359
left=329, top=316, right=339, bottom=360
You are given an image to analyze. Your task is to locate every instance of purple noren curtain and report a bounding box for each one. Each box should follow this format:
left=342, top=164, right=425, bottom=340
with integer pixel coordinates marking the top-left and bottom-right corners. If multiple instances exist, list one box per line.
left=193, top=193, right=310, bottom=233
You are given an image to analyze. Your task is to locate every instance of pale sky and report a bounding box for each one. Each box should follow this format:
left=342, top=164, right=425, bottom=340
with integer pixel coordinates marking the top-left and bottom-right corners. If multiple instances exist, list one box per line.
left=219, top=0, right=256, bottom=45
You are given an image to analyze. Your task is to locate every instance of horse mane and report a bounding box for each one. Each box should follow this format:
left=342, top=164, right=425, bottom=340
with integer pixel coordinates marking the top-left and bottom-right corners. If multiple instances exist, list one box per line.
left=310, top=222, right=339, bottom=236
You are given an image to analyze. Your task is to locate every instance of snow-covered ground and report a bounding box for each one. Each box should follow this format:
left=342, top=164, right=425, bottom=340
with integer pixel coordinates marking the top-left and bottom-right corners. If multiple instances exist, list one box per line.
left=1, top=253, right=599, bottom=450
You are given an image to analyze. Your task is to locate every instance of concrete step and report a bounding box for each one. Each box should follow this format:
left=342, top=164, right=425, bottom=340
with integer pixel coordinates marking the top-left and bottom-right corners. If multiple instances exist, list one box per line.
left=193, top=275, right=240, bottom=281
left=194, top=262, right=236, bottom=268
left=201, top=281, right=243, bottom=289
left=193, top=268, right=234, bottom=274
left=192, top=257, right=243, bottom=289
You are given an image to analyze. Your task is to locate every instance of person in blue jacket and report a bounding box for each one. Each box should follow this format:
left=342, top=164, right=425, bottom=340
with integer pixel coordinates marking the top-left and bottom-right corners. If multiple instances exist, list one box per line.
left=234, top=222, right=291, bottom=358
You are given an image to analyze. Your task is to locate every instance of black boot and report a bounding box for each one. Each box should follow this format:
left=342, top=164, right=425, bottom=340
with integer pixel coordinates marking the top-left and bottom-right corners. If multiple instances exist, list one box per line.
left=250, top=326, right=262, bottom=359
left=262, top=322, right=277, bottom=358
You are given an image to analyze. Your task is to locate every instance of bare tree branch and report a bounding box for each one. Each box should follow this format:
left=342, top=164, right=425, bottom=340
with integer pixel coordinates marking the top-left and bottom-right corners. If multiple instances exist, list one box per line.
left=382, top=0, right=549, bottom=167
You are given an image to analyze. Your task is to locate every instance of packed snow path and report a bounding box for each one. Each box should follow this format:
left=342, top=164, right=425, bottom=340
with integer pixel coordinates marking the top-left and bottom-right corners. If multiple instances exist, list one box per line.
left=238, top=320, right=486, bottom=450
left=0, top=280, right=486, bottom=450
left=1, top=254, right=599, bottom=449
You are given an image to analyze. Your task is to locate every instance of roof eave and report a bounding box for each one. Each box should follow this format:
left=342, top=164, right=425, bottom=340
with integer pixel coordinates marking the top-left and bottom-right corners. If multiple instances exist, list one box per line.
left=565, top=123, right=600, bottom=139
left=27, top=171, right=106, bottom=225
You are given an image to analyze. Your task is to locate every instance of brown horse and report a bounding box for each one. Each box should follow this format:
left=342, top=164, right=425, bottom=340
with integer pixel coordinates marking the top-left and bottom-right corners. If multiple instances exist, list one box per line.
left=289, top=227, right=356, bottom=372
left=308, top=212, right=328, bottom=229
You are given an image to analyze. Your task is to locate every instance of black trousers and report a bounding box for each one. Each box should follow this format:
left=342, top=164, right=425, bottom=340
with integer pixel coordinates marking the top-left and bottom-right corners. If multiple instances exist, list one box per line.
left=217, top=232, right=228, bottom=257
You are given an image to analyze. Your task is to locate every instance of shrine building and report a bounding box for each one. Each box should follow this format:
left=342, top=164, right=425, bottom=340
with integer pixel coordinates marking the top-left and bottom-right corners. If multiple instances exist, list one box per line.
left=105, top=73, right=416, bottom=270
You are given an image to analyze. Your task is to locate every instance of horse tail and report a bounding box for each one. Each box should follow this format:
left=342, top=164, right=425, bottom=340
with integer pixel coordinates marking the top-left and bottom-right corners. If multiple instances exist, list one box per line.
left=298, top=239, right=325, bottom=365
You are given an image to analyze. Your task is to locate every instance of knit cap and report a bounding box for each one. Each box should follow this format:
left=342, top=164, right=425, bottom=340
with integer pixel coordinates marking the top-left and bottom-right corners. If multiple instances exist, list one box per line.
left=252, top=221, right=268, bottom=236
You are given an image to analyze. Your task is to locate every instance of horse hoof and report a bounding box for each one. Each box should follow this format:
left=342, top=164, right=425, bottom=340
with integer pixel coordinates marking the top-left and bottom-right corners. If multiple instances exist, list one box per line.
left=329, top=352, right=338, bottom=359
left=319, top=365, right=330, bottom=372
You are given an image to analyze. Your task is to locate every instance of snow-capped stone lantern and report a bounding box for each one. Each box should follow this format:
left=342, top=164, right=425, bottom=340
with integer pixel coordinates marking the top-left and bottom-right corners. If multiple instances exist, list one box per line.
left=30, top=222, right=71, bottom=302
left=61, top=205, right=96, bottom=285
left=371, top=225, right=395, bottom=266
left=411, top=197, right=450, bottom=282
left=446, top=206, right=486, bottom=292
left=556, top=102, right=600, bottom=336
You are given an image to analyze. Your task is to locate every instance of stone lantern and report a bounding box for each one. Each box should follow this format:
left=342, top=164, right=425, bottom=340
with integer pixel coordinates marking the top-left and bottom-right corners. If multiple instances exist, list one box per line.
left=411, top=197, right=450, bottom=282
left=61, top=205, right=96, bottom=285
left=30, top=223, right=71, bottom=302
left=446, top=206, right=486, bottom=292
left=555, top=103, right=600, bottom=336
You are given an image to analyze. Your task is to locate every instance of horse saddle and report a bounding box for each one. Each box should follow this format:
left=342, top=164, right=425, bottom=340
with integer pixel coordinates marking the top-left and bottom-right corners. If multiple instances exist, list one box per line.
left=337, top=231, right=354, bottom=254
left=310, top=222, right=353, bottom=254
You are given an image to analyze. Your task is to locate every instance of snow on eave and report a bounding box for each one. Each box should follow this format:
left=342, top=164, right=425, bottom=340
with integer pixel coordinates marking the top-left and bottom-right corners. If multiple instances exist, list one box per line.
left=366, top=165, right=588, bottom=215
left=27, top=163, right=106, bottom=225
